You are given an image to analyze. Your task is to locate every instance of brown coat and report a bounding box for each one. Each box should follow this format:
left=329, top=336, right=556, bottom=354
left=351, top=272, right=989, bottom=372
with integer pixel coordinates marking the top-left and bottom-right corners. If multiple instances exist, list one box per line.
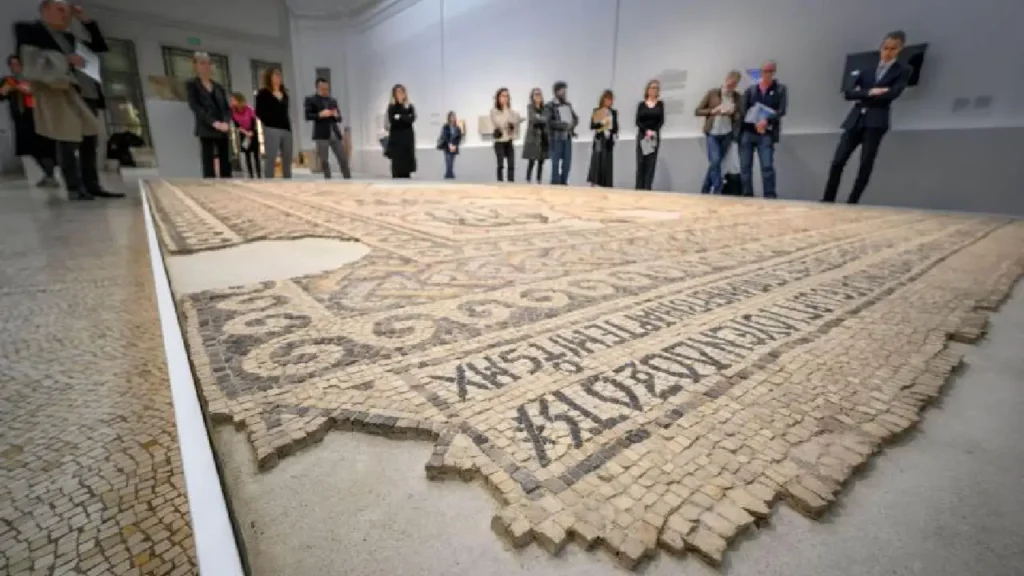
left=19, top=42, right=100, bottom=143
left=695, top=87, right=742, bottom=135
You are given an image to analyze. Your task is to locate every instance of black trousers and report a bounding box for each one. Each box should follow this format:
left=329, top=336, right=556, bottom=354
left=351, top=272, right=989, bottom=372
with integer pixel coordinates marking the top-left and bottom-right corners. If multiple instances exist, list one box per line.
left=200, top=136, right=232, bottom=179
left=57, top=135, right=99, bottom=194
left=526, top=159, right=545, bottom=182
left=636, top=144, right=658, bottom=190
left=242, top=147, right=260, bottom=178
left=494, top=141, right=515, bottom=181
left=822, top=127, right=886, bottom=204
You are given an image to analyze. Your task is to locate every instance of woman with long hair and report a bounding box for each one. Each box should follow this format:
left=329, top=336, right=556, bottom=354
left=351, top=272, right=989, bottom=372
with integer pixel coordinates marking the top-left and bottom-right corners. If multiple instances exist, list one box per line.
left=587, top=89, right=618, bottom=187
left=254, top=68, right=292, bottom=178
left=230, top=92, right=260, bottom=178
left=437, top=111, right=462, bottom=179
left=386, top=84, right=417, bottom=178
left=522, top=87, right=547, bottom=183
left=489, top=87, right=521, bottom=182
left=635, top=79, right=664, bottom=190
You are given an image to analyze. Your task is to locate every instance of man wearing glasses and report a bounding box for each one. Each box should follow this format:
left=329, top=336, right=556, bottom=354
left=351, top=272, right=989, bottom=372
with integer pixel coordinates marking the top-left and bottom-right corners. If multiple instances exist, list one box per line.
left=739, top=60, right=787, bottom=198
left=822, top=31, right=911, bottom=205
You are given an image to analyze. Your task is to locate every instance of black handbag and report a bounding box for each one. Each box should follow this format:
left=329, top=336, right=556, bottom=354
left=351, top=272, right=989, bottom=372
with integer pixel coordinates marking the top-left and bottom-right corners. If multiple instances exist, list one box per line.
left=722, top=173, right=743, bottom=196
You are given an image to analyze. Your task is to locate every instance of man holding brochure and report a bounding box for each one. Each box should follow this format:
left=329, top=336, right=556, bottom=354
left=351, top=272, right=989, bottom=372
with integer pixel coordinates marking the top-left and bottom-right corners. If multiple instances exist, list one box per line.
left=739, top=60, right=787, bottom=198
left=821, top=31, right=911, bottom=205
left=15, top=0, right=121, bottom=200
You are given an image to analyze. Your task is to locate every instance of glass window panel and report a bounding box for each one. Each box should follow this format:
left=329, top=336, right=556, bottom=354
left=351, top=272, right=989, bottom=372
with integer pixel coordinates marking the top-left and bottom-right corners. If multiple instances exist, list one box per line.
left=100, top=50, right=132, bottom=74
left=100, top=39, right=150, bottom=147
left=162, top=47, right=231, bottom=92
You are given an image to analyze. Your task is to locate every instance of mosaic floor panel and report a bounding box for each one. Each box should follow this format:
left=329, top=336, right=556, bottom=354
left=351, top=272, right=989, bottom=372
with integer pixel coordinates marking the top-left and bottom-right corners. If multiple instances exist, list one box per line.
left=0, top=187, right=196, bottom=576
left=149, top=179, right=1024, bottom=569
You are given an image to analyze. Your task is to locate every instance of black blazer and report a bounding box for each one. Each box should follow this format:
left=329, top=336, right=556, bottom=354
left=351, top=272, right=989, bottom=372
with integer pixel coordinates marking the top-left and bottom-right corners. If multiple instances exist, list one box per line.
left=741, top=81, right=788, bottom=142
left=438, top=123, right=462, bottom=154
left=841, top=59, right=911, bottom=132
left=304, top=94, right=342, bottom=140
left=14, top=19, right=108, bottom=110
left=186, top=77, right=231, bottom=139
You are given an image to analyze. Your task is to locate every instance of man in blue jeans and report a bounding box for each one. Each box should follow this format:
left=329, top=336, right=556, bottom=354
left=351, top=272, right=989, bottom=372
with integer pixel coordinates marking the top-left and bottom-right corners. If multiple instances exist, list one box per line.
left=543, top=81, right=578, bottom=185
left=739, top=60, right=787, bottom=198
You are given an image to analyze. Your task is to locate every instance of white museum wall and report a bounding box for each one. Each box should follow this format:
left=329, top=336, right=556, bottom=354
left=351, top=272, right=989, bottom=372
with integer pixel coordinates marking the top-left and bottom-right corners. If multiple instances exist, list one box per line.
left=441, top=0, right=616, bottom=146
left=289, top=15, right=351, bottom=150
left=345, top=0, right=444, bottom=150
left=90, top=0, right=283, bottom=39
left=344, top=0, right=1024, bottom=215
left=88, top=2, right=293, bottom=101
left=86, top=0, right=299, bottom=153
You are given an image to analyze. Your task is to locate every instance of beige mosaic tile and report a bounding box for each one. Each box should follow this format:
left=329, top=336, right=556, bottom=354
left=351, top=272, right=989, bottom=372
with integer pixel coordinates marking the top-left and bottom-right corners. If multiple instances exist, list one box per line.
left=0, top=190, right=197, bottom=575
left=150, top=179, right=1024, bottom=569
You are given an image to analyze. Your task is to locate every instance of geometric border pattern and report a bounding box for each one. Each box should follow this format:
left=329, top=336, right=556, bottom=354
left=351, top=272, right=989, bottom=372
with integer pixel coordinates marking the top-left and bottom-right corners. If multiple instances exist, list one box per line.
left=149, top=179, right=1024, bottom=568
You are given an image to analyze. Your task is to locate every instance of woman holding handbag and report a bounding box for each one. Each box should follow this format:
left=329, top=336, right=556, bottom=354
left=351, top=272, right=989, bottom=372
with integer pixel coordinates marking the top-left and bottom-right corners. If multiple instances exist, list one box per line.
left=522, top=88, right=547, bottom=183
left=587, top=90, right=618, bottom=187
left=437, top=111, right=462, bottom=179
left=489, top=87, right=522, bottom=182
left=231, top=92, right=260, bottom=178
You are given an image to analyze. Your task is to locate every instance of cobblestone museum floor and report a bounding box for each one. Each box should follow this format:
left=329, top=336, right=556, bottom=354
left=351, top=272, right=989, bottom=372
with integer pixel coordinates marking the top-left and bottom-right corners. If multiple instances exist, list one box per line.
left=146, top=179, right=1024, bottom=572
left=0, top=182, right=196, bottom=575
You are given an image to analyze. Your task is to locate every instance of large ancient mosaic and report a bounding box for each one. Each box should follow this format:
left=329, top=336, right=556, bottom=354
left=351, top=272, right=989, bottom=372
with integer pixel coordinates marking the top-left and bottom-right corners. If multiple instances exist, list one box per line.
left=147, top=179, right=1024, bottom=569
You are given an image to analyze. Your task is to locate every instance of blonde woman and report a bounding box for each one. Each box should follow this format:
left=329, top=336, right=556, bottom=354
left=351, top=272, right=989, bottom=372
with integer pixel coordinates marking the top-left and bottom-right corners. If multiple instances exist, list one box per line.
left=255, top=68, right=292, bottom=178
left=186, top=52, right=232, bottom=178
left=635, top=79, right=664, bottom=190
left=386, top=84, right=416, bottom=178
left=489, top=87, right=522, bottom=182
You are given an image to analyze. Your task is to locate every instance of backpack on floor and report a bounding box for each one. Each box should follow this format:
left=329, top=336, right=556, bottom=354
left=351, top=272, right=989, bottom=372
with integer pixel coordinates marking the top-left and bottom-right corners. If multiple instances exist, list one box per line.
left=722, top=173, right=742, bottom=196
left=721, top=141, right=742, bottom=196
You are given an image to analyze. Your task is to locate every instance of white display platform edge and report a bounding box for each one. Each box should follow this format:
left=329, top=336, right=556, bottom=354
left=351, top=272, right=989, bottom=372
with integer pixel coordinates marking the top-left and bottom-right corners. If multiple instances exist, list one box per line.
left=139, top=181, right=245, bottom=576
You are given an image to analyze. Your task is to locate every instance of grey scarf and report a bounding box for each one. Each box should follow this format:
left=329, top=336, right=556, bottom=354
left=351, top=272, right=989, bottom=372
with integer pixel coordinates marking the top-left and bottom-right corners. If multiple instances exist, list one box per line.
left=44, top=23, right=100, bottom=101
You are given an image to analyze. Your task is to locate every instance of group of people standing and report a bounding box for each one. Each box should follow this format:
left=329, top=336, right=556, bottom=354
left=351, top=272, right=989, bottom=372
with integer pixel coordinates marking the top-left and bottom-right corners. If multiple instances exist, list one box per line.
left=6, top=5, right=908, bottom=208
left=432, top=81, right=659, bottom=188
left=185, top=55, right=350, bottom=180
left=425, top=29, right=909, bottom=204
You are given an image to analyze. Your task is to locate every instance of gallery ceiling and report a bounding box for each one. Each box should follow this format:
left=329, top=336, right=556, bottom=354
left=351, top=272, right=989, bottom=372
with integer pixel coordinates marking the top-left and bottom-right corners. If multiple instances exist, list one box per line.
left=284, top=0, right=387, bottom=18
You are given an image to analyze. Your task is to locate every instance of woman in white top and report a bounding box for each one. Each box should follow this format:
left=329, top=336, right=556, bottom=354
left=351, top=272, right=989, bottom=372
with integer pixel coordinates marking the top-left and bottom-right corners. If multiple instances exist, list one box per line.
left=489, top=87, right=522, bottom=182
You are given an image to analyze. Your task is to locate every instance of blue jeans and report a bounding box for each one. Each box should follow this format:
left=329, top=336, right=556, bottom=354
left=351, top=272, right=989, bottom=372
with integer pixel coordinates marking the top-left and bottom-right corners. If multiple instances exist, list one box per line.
left=549, top=138, right=572, bottom=185
left=739, top=131, right=777, bottom=198
left=443, top=151, right=455, bottom=179
left=701, top=133, right=732, bottom=194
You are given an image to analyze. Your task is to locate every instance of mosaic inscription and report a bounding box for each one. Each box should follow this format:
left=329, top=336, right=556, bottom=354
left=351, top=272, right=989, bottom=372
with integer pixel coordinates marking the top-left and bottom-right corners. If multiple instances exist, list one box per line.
left=150, top=179, right=1024, bottom=569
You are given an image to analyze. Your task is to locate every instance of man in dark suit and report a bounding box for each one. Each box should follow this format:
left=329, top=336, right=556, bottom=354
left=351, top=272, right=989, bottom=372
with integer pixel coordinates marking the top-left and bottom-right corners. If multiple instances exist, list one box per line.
left=304, top=77, right=350, bottom=179
left=822, top=30, right=911, bottom=204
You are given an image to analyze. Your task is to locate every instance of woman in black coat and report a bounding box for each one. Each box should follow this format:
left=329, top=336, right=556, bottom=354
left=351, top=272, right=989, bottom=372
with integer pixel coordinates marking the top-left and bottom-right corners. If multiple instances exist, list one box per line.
left=385, top=84, right=416, bottom=178
left=587, top=90, right=618, bottom=187
left=521, top=87, right=548, bottom=183
left=185, top=52, right=232, bottom=178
